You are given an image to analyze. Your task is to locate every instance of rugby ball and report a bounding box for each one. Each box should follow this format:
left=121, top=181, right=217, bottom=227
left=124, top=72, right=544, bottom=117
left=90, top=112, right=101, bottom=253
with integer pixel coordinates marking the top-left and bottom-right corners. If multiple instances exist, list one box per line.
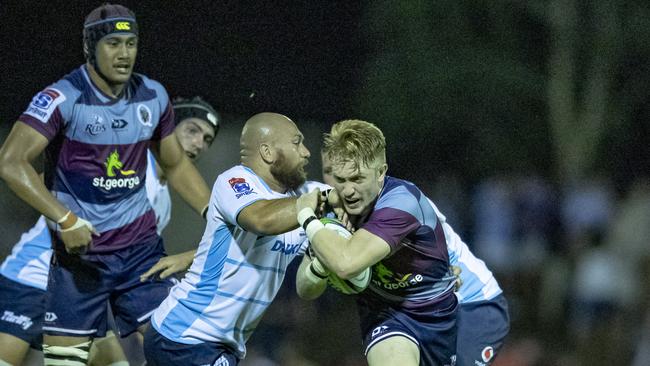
left=319, top=218, right=372, bottom=295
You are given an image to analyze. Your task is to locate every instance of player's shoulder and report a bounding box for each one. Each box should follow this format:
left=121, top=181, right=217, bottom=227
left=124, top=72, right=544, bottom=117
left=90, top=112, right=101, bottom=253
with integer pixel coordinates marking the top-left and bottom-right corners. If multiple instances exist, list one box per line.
left=377, top=176, right=422, bottom=211
left=215, top=165, right=263, bottom=191
left=40, top=66, right=87, bottom=103
left=130, top=72, right=170, bottom=105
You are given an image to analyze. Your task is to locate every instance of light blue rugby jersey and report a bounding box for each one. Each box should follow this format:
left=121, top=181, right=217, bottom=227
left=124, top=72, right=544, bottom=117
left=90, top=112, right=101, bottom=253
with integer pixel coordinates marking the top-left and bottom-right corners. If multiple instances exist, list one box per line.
left=0, top=151, right=171, bottom=290
left=426, top=198, right=502, bottom=303
left=19, top=65, right=176, bottom=253
left=151, top=165, right=328, bottom=359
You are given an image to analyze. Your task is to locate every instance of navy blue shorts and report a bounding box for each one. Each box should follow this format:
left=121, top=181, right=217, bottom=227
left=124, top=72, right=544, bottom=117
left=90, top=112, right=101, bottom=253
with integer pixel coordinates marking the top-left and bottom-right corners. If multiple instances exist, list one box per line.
left=143, top=325, right=239, bottom=366
left=359, top=294, right=458, bottom=366
left=456, top=294, right=510, bottom=366
left=44, top=236, right=175, bottom=338
left=0, top=274, right=45, bottom=348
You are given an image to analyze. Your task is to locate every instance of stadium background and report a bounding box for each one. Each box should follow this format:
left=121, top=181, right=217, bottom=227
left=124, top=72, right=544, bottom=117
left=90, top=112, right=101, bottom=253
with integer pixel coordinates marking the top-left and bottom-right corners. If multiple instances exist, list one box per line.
left=1, top=1, right=649, bottom=365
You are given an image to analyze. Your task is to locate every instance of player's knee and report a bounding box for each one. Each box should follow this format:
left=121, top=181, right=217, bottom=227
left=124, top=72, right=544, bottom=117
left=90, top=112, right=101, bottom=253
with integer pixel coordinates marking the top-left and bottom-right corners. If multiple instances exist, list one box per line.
left=367, top=336, right=420, bottom=366
left=43, top=340, right=92, bottom=366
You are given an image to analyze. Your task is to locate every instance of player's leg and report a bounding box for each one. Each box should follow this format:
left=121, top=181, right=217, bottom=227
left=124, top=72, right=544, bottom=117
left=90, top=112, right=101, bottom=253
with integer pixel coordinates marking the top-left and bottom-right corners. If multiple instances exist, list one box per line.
left=360, top=295, right=458, bottom=366
left=110, top=237, right=177, bottom=353
left=0, top=333, right=31, bottom=365
left=143, top=325, right=239, bottom=366
left=43, top=247, right=111, bottom=365
left=456, top=294, right=510, bottom=366
left=0, top=275, right=47, bottom=365
left=367, top=335, right=420, bottom=366
left=88, top=331, right=129, bottom=366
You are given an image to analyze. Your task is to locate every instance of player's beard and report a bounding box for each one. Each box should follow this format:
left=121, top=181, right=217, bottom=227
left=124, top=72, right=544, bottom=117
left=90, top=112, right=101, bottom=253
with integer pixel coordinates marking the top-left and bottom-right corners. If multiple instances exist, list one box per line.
left=270, top=151, right=307, bottom=190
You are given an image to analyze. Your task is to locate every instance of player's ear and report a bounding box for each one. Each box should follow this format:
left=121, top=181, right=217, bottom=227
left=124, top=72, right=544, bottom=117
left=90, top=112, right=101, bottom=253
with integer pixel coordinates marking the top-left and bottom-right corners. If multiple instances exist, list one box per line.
left=377, top=163, right=388, bottom=182
left=259, top=143, right=274, bottom=163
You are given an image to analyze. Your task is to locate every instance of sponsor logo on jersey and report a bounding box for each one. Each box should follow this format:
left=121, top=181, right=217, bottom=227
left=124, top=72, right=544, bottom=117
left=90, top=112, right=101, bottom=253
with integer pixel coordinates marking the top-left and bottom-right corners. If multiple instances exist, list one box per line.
left=444, top=355, right=457, bottom=366
left=85, top=114, right=106, bottom=136
left=229, top=177, right=256, bottom=198
left=115, top=21, right=131, bottom=31
left=270, top=240, right=302, bottom=255
left=111, top=118, right=128, bottom=129
left=1, top=310, right=34, bottom=330
left=25, top=88, right=66, bottom=123
left=92, top=150, right=140, bottom=190
left=371, top=262, right=423, bottom=290
left=371, top=325, right=388, bottom=338
left=44, top=312, right=58, bottom=322
left=137, top=104, right=152, bottom=126
left=481, top=346, right=494, bottom=362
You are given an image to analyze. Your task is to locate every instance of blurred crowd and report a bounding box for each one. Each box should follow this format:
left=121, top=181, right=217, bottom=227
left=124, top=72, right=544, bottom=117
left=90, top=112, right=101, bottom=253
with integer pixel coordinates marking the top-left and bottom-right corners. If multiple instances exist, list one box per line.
left=241, top=173, right=650, bottom=366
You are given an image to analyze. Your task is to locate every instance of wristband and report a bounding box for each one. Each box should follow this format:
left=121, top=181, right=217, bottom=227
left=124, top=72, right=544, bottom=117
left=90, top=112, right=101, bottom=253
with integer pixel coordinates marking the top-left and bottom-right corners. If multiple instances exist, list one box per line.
left=57, top=210, right=78, bottom=231
left=59, top=216, right=92, bottom=233
left=301, top=215, right=317, bottom=231
left=305, top=219, right=325, bottom=242
left=304, top=258, right=328, bottom=285
left=311, top=257, right=328, bottom=277
left=297, top=207, right=316, bottom=227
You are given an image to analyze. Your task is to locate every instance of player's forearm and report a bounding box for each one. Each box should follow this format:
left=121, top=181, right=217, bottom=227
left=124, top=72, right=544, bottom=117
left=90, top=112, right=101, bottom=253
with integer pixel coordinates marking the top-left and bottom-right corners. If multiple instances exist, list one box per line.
left=310, top=230, right=359, bottom=279
left=166, top=158, right=210, bottom=215
left=295, top=256, right=327, bottom=300
left=238, top=197, right=301, bottom=235
left=0, top=160, right=69, bottom=222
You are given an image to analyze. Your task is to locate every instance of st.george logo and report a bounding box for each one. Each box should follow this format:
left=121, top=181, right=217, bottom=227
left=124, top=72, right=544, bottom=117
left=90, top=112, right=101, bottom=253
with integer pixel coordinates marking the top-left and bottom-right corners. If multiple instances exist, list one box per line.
left=104, top=150, right=135, bottom=177
left=229, top=177, right=256, bottom=199
left=92, top=150, right=140, bottom=191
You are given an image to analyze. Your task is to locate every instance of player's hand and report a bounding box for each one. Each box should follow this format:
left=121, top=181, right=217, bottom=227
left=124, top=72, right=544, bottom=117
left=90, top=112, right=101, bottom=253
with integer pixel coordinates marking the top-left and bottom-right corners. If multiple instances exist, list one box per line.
left=140, top=250, right=196, bottom=282
left=59, top=216, right=98, bottom=255
left=296, top=189, right=320, bottom=216
left=452, top=265, right=463, bottom=291
left=328, top=189, right=354, bottom=232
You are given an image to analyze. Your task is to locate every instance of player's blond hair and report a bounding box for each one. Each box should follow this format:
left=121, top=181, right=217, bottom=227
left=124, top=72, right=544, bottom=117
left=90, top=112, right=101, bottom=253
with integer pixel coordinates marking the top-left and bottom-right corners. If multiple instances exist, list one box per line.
left=322, top=119, right=386, bottom=170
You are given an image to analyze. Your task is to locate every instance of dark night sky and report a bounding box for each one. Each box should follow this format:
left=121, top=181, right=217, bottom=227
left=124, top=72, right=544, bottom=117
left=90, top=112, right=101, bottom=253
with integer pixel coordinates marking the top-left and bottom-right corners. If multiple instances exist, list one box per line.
left=0, top=1, right=368, bottom=123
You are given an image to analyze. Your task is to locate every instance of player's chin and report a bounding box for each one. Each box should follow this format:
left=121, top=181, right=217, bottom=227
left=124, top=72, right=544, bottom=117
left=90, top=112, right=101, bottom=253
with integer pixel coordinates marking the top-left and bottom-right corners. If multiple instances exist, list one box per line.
left=344, top=202, right=365, bottom=216
left=108, top=72, right=132, bottom=84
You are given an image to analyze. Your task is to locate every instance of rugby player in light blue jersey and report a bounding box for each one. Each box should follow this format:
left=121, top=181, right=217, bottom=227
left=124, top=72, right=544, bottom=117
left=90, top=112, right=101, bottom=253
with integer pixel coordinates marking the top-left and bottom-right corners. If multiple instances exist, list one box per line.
left=144, top=113, right=328, bottom=366
left=0, top=4, right=212, bottom=365
left=297, top=119, right=458, bottom=366
left=0, top=96, right=220, bottom=366
left=321, top=154, right=510, bottom=365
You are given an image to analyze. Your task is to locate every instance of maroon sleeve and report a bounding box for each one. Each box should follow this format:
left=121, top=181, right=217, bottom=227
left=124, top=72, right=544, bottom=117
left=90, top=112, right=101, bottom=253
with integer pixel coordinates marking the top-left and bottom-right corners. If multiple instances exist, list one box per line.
left=18, top=108, right=64, bottom=141
left=362, top=207, right=420, bottom=254
left=152, top=100, right=175, bottom=141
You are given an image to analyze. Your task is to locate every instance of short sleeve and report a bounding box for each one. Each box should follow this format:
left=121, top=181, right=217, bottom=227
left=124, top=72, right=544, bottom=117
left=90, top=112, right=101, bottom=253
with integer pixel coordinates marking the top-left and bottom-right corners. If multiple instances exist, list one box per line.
left=19, top=87, right=68, bottom=140
left=213, top=169, right=271, bottom=226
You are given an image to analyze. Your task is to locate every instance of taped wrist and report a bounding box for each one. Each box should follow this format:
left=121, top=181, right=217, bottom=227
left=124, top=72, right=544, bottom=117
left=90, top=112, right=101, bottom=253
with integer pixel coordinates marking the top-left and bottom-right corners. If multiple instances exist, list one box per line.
left=57, top=210, right=78, bottom=231
left=297, top=208, right=325, bottom=242
left=59, top=216, right=92, bottom=233
left=304, top=257, right=328, bottom=285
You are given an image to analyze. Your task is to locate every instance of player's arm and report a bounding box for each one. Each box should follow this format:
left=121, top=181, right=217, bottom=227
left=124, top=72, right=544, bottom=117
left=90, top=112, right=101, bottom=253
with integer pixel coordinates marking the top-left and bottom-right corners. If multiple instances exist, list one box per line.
left=295, top=254, right=328, bottom=300
left=0, top=122, right=67, bottom=221
left=140, top=249, right=196, bottom=281
left=152, top=132, right=210, bottom=216
left=310, top=226, right=389, bottom=280
left=236, top=189, right=321, bottom=236
left=0, top=122, right=94, bottom=254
